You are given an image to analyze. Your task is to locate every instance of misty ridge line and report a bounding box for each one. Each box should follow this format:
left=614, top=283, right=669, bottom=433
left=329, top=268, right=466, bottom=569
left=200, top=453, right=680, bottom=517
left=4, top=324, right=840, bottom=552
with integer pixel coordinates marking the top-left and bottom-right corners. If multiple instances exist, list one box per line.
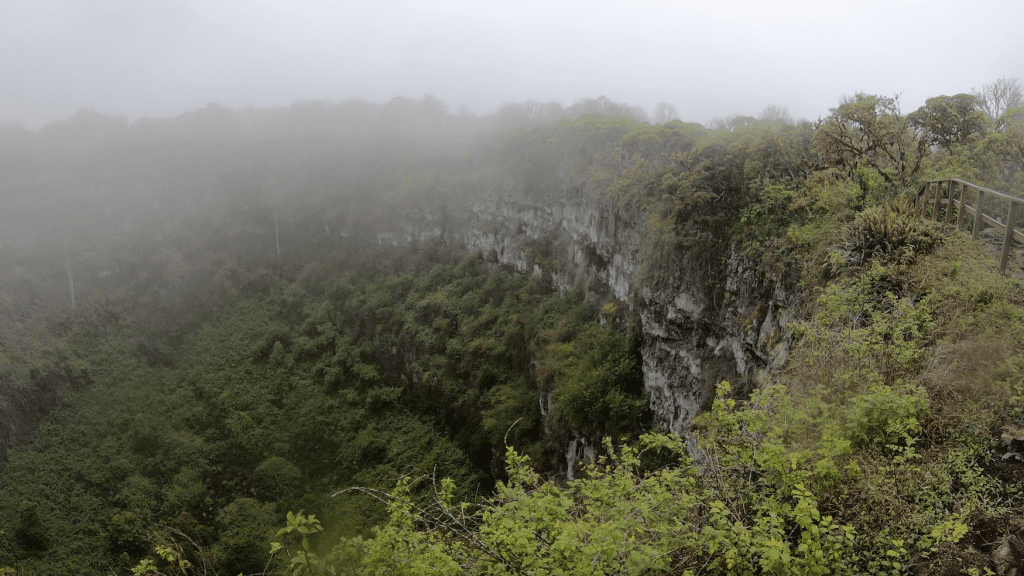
left=0, top=94, right=800, bottom=138
left=16, top=83, right=1002, bottom=307
left=0, top=88, right=805, bottom=315
left=0, top=93, right=794, bottom=225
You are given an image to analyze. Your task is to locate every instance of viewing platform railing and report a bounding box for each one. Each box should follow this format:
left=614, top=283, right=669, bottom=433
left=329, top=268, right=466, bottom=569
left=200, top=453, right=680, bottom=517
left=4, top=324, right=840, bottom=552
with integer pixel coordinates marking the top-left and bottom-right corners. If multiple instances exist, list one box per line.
left=916, top=178, right=1024, bottom=272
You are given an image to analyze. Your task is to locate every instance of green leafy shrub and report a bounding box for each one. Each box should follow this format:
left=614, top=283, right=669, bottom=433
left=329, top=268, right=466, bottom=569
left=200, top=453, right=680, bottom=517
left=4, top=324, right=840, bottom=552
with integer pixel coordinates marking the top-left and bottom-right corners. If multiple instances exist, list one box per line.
left=210, top=498, right=276, bottom=575
left=13, top=500, right=46, bottom=551
left=298, top=392, right=868, bottom=575
left=105, top=510, right=149, bottom=558
left=543, top=323, right=648, bottom=436
left=253, top=456, right=304, bottom=501
left=833, top=198, right=941, bottom=270
left=843, top=385, right=928, bottom=451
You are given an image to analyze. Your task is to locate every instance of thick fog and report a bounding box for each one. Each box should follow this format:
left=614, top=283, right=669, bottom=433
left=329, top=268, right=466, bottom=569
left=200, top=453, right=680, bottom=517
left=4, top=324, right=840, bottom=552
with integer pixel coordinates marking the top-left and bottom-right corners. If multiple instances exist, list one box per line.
left=2, top=0, right=1022, bottom=127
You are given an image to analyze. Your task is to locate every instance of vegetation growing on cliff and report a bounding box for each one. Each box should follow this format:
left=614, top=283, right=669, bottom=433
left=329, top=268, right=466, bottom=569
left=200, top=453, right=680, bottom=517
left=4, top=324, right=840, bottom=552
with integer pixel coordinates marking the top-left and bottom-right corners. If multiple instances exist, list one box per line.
left=2, top=79, right=1024, bottom=574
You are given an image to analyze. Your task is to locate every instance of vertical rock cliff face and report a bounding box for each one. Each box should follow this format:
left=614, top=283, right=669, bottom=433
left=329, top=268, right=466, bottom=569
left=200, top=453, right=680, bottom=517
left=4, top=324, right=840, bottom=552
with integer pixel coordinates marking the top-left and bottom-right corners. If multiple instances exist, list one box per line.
left=413, top=192, right=802, bottom=435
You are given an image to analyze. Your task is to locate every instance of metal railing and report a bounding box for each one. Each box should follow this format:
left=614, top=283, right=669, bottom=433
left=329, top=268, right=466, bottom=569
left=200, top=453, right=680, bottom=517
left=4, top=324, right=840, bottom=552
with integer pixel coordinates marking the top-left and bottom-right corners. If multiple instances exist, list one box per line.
left=916, top=178, right=1024, bottom=271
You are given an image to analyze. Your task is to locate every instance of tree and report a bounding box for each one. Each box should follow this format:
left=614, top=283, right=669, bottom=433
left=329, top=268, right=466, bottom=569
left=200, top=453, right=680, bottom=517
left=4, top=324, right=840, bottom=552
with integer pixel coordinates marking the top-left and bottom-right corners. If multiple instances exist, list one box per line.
left=908, top=94, right=989, bottom=152
left=814, top=93, right=927, bottom=190
left=973, top=81, right=1024, bottom=189
left=653, top=102, right=680, bottom=124
left=493, top=101, right=565, bottom=129
left=564, top=96, right=649, bottom=123
left=732, top=120, right=817, bottom=184
left=978, top=110, right=1024, bottom=190
left=758, top=105, right=794, bottom=125
left=708, top=114, right=757, bottom=132
left=541, top=324, right=646, bottom=438
left=972, top=77, right=1023, bottom=132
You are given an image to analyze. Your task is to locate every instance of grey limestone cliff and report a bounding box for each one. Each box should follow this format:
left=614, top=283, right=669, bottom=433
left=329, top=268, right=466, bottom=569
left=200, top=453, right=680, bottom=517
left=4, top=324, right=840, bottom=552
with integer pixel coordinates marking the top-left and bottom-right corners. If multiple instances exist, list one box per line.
left=393, top=191, right=802, bottom=437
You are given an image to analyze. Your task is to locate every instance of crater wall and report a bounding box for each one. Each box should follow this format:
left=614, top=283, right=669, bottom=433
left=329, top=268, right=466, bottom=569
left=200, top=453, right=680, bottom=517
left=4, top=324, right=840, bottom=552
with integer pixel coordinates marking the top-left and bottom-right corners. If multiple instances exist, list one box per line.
left=396, top=193, right=800, bottom=435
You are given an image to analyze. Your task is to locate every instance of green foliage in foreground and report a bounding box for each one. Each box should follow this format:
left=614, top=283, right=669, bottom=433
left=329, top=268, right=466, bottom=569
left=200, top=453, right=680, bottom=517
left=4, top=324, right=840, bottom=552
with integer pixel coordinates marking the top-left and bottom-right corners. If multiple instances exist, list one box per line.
left=268, top=384, right=973, bottom=575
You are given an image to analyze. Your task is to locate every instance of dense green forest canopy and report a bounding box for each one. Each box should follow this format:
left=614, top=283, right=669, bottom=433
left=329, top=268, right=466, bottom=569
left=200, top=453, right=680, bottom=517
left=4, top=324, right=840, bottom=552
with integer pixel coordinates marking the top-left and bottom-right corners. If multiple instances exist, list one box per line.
left=1, top=79, right=1024, bottom=575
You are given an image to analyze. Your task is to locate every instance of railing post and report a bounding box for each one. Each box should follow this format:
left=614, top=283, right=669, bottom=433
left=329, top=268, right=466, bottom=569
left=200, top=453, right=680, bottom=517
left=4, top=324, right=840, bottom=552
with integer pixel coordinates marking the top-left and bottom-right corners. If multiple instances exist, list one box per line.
left=919, top=182, right=930, bottom=215
left=932, top=180, right=943, bottom=221
left=1000, top=201, right=1018, bottom=272
left=955, top=182, right=968, bottom=229
left=945, top=180, right=958, bottom=224
left=972, top=190, right=985, bottom=239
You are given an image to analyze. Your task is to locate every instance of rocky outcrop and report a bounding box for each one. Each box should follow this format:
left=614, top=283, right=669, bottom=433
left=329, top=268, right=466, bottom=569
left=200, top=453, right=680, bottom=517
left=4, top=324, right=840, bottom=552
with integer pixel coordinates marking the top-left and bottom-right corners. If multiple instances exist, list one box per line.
left=398, top=192, right=803, bottom=437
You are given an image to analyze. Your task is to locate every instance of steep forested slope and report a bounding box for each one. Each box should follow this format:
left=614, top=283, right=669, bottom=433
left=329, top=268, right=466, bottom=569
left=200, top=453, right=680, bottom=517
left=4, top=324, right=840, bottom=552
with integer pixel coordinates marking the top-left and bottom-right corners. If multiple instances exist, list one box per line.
left=2, top=83, right=1024, bottom=574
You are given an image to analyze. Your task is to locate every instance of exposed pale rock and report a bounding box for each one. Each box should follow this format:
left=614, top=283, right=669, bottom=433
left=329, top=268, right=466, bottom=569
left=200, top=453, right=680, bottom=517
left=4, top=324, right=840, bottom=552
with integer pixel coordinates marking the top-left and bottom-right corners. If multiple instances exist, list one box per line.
left=674, top=291, right=704, bottom=317
left=394, top=193, right=799, bottom=444
left=565, top=435, right=598, bottom=481
left=993, top=534, right=1023, bottom=576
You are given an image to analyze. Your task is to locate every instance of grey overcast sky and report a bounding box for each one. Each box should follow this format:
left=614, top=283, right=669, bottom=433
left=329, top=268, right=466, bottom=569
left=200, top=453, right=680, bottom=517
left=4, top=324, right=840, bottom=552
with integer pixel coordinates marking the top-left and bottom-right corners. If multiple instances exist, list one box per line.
left=2, top=0, right=1022, bottom=128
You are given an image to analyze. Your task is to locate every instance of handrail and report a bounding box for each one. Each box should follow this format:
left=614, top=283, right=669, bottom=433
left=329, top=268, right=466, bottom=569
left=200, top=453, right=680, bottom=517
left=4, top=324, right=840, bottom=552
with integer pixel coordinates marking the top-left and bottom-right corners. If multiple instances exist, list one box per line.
left=918, top=178, right=1021, bottom=203
left=915, top=179, right=1024, bottom=272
